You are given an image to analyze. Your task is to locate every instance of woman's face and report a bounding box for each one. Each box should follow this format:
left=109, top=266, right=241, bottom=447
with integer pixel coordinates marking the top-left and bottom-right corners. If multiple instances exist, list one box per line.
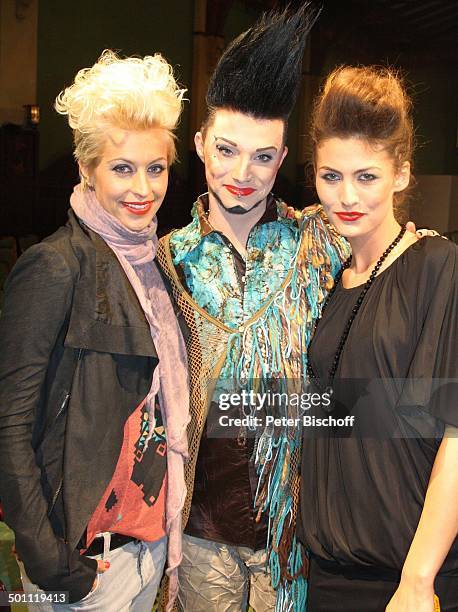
left=315, top=137, right=409, bottom=240
left=83, top=127, right=170, bottom=231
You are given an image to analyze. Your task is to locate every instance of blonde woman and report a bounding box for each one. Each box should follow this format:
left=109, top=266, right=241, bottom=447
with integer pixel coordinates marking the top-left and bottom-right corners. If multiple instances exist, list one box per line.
left=0, top=51, right=189, bottom=611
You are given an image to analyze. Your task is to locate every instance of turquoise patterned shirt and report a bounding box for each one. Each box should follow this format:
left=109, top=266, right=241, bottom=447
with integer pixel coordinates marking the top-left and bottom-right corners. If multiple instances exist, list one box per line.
left=165, top=192, right=348, bottom=584
left=169, top=194, right=337, bottom=328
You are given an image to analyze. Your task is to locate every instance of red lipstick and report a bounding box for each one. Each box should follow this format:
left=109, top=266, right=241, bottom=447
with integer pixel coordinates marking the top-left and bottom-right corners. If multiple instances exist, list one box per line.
left=224, top=185, right=256, bottom=197
left=121, top=201, right=154, bottom=216
left=336, top=212, right=365, bottom=222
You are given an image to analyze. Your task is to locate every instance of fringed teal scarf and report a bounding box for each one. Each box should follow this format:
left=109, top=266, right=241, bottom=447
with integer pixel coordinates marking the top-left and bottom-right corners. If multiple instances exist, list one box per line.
left=225, top=204, right=348, bottom=611
left=170, top=198, right=348, bottom=610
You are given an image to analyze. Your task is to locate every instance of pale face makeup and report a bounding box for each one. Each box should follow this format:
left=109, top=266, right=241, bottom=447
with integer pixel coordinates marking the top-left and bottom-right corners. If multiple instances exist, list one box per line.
left=195, top=109, right=288, bottom=215
left=315, top=137, right=410, bottom=243
left=82, top=127, right=170, bottom=232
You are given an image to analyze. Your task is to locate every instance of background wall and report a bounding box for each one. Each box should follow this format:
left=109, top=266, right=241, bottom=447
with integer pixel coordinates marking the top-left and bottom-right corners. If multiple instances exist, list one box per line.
left=0, top=0, right=38, bottom=125
left=37, top=0, right=194, bottom=175
left=411, top=66, right=458, bottom=176
left=412, top=176, right=457, bottom=235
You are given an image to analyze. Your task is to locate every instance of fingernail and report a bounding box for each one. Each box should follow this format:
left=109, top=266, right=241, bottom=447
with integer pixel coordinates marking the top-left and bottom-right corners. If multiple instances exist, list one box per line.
left=104, top=561, right=110, bottom=569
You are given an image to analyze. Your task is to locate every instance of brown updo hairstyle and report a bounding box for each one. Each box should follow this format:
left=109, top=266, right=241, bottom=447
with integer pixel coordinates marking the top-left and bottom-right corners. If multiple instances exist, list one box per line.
left=311, top=66, right=414, bottom=218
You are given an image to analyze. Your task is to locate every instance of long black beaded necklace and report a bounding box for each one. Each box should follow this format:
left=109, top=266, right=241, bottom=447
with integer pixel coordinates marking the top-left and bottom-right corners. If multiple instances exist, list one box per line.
left=307, top=225, right=407, bottom=387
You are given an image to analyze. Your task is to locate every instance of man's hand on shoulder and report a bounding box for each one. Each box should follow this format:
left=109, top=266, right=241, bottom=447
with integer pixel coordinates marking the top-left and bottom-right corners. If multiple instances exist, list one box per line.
left=406, top=221, right=443, bottom=239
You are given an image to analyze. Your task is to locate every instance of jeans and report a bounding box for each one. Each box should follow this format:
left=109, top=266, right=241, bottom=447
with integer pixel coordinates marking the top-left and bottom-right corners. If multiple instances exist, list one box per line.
left=20, top=535, right=167, bottom=611
left=178, top=534, right=276, bottom=612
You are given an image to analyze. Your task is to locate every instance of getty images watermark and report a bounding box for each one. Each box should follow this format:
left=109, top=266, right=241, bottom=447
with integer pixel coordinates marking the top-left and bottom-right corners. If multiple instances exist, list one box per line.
left=209, top=377, right=458, bottom=439
left=217, top=389, right=356, bottom=429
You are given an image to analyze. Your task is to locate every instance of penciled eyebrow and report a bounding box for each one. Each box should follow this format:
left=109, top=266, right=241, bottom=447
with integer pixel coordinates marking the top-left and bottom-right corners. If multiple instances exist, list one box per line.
left=214, top=136, right=237, bottom=146
left=214, top=136, right=278, bottom=153
left=319, top=165, right=381, bottom=173
left=108, top=157, right=167, bottom=165
left=255, top=146, right=278, bottom=153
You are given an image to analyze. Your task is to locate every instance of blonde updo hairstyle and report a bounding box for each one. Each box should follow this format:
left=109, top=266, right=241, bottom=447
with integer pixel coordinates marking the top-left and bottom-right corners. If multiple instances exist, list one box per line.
left=55, top=50, right=186, bottom=189
left=311, top=66, right=414, bottom=213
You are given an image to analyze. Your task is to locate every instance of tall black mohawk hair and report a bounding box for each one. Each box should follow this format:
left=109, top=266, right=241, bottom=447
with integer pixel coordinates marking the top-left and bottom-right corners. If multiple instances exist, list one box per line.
left=206, top=2, right=321, bottom=121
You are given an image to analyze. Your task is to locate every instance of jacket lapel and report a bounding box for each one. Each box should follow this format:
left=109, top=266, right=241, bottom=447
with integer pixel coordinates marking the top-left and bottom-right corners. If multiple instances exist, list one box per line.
left=64, top=221, right=157, bottom=358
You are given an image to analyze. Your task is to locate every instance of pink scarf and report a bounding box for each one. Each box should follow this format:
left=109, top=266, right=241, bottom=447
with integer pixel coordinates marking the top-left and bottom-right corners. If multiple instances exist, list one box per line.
left=70, top=184, right=189, bottom=609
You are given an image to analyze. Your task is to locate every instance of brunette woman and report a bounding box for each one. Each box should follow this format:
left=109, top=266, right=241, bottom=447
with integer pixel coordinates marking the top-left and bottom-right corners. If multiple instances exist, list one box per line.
left=298, top=67, right=457, bottom=611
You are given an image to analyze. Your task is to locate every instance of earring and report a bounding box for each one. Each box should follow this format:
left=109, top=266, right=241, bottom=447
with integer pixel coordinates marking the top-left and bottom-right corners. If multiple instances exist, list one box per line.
left=82, top=175, right=94, bottom=190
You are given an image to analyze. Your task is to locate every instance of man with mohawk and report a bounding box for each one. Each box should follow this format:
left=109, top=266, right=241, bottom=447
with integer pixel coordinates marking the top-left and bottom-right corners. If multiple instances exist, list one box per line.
left=157, top=4, right=346, bottom=610
left=158, top=4, right=432, bottom=609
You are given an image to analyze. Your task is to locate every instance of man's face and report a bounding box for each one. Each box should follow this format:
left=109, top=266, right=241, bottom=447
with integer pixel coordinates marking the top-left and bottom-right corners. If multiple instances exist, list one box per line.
left=195, top=109, right=287, bottom=215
